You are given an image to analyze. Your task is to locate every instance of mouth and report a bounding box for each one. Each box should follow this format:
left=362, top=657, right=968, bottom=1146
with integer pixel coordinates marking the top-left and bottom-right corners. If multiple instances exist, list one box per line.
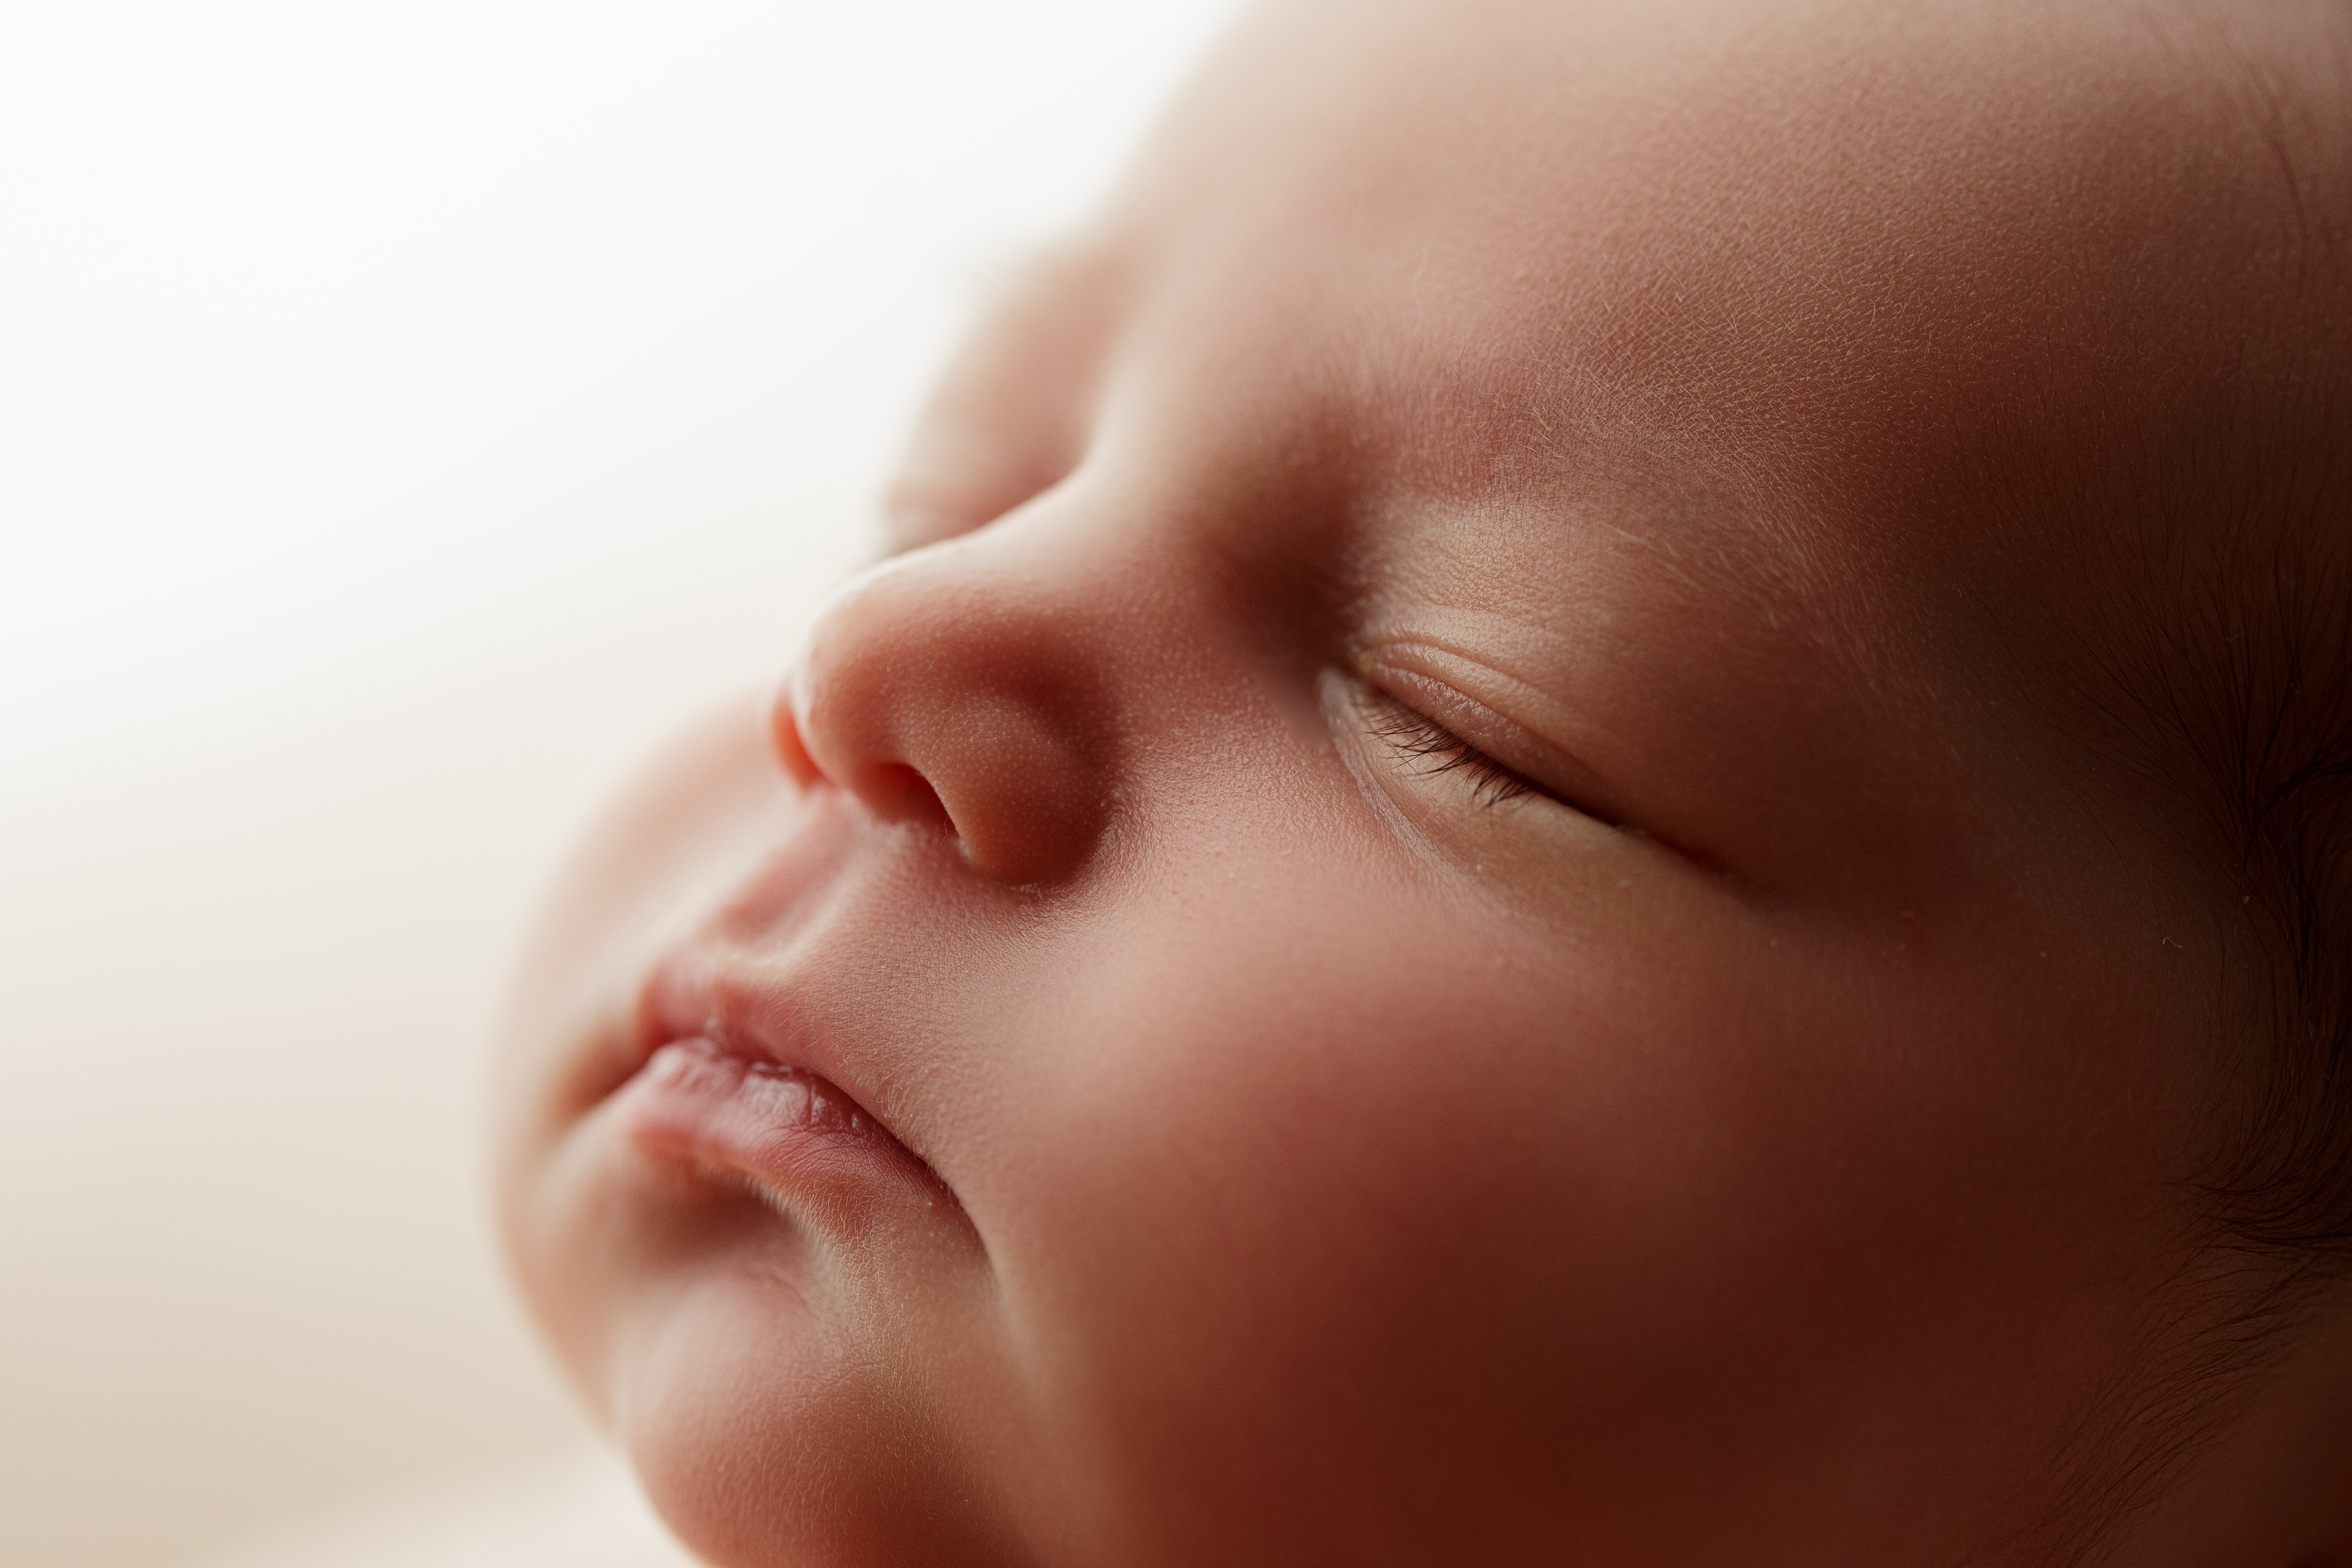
left=609, top=949, right=951, bottom=1212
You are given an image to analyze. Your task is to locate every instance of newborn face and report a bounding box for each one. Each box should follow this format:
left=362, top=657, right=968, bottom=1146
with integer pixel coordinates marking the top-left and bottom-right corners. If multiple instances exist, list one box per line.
left=498, top=1, right=2348, bottom=1563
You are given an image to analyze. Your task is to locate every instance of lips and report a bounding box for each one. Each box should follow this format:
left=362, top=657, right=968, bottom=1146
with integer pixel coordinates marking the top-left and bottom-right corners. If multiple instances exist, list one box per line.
left=612, top=946, right=947, bottom=1208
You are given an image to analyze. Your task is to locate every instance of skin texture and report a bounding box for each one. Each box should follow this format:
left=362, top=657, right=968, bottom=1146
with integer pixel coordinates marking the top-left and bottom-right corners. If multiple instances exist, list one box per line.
left=495, top=1, right=2352, bottom=1563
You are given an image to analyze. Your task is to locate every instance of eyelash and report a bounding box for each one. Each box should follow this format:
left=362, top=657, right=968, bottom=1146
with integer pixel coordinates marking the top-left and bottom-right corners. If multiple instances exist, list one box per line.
left=1365, top=697, right=1538, bottom=808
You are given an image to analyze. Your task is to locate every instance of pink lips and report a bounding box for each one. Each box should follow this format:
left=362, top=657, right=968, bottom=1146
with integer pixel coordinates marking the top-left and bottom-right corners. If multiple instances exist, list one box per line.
left=609, top=797, right=949, bottom=1211
left=615, top=1025, right=940, bottom=1204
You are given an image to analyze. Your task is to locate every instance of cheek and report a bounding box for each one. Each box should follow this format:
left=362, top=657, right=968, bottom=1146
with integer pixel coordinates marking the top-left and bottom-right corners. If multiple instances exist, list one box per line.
left=986, top=860, right=1749, bottom=1556
left=986, top=845, right=2179, bottom=1561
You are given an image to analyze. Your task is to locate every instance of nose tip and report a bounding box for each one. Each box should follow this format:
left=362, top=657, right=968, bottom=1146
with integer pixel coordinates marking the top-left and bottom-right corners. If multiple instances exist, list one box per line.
left=777, top=553, right=1114, bottom=886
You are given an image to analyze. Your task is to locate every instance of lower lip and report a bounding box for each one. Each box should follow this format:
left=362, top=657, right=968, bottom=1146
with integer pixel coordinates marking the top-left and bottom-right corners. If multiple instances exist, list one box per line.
left=616, top=1037, right=935, bottom=1201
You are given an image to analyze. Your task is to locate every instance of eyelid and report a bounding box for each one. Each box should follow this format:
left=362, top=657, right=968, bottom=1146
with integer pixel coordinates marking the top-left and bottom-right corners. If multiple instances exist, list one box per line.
left=1355, top=644, right=1632, bottom=828
left=1364, top=694, right=1541, bottom=809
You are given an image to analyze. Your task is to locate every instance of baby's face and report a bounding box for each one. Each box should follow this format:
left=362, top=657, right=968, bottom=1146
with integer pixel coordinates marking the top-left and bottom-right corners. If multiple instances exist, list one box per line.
left=498, top=1, right=2344, bottom=1562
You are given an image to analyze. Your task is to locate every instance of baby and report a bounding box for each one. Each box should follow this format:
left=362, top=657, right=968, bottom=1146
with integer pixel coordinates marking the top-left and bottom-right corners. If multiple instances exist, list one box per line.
left=492, top=0, right=2352, bottom=1562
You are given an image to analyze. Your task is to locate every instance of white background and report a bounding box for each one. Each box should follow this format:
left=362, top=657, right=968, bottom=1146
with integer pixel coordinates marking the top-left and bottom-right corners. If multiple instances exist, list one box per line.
left=0, top=4, right=1238, bottom=1564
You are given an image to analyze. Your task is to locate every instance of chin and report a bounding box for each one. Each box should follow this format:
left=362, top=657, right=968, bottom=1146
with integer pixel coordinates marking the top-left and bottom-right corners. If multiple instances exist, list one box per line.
left=612, top=1261, right=1029, bottom=1568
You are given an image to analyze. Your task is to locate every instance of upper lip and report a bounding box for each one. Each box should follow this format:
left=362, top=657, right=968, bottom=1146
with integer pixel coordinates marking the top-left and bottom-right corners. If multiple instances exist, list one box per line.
left=631, top=938, right=920, bottom=1161
left=618, top=782, right=879, bottom=1114
left=602, top=782, right=959, bottom=1202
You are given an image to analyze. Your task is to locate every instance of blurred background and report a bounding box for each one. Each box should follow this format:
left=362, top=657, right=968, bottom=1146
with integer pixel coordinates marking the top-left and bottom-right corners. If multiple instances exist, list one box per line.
left=0, top=4, right=1236, bottom=1563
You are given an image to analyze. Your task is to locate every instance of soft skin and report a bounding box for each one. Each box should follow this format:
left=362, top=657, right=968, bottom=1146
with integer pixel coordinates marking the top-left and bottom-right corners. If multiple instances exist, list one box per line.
left=496, top=0, right=2352, bottom=1563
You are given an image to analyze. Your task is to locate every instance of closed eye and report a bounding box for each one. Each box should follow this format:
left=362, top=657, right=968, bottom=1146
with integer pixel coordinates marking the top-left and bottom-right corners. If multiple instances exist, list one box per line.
left=1366, top=696, right=1541, bottom=809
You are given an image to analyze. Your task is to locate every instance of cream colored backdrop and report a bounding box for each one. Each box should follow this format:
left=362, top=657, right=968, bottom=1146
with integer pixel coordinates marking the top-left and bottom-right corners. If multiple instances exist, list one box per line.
left=0, top=5, right=1236, bottom=1564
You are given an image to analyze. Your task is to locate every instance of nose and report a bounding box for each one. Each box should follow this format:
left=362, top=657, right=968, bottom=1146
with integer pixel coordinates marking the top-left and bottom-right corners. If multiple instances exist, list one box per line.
left=777, top=538, right=1120, bottom=885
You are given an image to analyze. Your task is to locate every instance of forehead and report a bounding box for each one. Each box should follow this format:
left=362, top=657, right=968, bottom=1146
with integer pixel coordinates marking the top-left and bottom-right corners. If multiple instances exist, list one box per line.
left=1082, top=0, right=2329, bottom=595
left=1023, top=0, right=2341, bottom=783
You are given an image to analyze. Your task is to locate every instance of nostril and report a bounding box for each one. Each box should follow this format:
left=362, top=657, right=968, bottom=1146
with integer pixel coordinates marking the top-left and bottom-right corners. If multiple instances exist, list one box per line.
left=865, top=762, right=951, bottom=828
left=786, top=570, right=1110, bottom=884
